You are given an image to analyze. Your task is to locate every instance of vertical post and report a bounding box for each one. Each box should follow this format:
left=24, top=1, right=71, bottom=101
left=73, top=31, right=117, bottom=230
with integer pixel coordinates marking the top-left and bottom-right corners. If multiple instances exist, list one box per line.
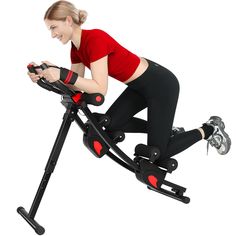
left=17, top=105, right=77, bottom=234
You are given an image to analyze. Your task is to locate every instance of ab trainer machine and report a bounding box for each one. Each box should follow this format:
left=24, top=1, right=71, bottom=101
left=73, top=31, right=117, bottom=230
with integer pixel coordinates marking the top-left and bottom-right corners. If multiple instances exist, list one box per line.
left=17, top=63, right=190, bottom=235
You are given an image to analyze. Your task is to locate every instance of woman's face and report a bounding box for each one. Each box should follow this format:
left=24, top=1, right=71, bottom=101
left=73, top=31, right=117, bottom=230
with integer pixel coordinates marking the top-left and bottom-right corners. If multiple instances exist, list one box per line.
left=45, top=18, right=73, bottom=44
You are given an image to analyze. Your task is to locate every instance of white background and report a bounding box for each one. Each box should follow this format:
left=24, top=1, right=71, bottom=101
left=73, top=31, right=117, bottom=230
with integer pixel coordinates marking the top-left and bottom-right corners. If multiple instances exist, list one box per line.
left=0, top=0, right=235, bottom=235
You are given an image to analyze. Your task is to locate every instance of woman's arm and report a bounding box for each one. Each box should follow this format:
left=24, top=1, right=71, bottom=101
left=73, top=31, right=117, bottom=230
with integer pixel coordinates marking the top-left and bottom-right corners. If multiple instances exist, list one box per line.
left=73, top=56, right=108, bottom=95
left=40, top=57, right=108, bottom=95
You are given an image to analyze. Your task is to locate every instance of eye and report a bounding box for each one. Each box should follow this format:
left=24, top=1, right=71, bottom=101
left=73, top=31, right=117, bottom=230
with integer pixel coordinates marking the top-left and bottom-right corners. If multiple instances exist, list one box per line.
left=50, top=26, right=57, bottom=31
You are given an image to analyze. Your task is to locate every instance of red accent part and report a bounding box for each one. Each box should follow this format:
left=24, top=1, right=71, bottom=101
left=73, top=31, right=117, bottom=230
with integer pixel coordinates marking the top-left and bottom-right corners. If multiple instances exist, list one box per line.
left=72, top=92, right=83, bottom=103
left=148, top=175, right=158, bottom=188
left=93, top=141, right=103, bottom=156
left=27, top=64, right=34, bottom=68
left=64, top=70, right=73, bottom=84
left=96, top=96, right=102, bottom=103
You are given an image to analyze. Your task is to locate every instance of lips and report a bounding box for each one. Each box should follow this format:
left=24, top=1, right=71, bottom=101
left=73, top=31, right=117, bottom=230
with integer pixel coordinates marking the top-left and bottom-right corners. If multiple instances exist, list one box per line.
left=57, top=35, right=63, bottom=41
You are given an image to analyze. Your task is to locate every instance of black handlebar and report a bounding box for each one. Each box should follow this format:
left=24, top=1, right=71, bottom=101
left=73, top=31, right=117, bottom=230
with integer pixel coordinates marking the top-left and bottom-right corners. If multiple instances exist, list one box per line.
left=27, top=63, right=104, bottom=106
left=27, top=63, right=76, bottom=96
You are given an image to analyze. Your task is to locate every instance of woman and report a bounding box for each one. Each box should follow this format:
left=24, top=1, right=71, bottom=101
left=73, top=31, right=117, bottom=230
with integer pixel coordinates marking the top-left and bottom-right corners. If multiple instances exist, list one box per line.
left=28, top=0, right=231, bottom=160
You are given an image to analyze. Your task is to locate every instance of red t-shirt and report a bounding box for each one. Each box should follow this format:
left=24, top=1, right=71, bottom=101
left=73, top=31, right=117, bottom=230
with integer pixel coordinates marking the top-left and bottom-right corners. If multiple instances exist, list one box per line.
left=70, top=29, right=140, bottom=82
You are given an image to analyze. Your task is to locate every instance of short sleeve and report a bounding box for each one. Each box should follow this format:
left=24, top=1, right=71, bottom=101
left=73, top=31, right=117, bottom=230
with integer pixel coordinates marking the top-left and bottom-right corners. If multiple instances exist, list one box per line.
left=70, top=45, right=81, bottom=64
left=86, top=36, right=111, bottom=63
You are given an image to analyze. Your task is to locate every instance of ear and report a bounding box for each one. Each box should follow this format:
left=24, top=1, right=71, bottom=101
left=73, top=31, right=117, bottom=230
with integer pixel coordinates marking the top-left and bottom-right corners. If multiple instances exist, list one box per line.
left=66, top=16, right=73, bottom=26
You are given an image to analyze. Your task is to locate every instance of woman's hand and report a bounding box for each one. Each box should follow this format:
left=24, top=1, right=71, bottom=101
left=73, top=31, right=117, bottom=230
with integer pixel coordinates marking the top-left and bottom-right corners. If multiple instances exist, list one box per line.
left=27, top=62, right=41, bottom=83
left=39, top=60, right=60, bottom=83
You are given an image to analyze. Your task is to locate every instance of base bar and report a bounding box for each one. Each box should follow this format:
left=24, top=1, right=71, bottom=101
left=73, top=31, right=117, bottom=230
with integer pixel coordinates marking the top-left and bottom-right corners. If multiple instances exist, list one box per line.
left=147, top=185, right=190, bottom=204
left=17, top=207, right=45, bottom=235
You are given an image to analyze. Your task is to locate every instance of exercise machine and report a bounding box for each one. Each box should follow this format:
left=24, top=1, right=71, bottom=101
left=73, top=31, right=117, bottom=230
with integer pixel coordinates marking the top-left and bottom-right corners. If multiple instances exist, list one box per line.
left=17, top=63, right=190, bottom=235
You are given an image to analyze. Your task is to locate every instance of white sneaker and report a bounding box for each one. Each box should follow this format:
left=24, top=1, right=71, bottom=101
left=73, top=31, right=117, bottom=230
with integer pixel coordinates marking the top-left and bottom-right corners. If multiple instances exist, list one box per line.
left=205, top=116, right=231, bottom=155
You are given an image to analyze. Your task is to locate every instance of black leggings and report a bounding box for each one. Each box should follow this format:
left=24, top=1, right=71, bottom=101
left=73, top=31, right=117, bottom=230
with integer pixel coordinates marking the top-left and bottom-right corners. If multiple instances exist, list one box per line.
left=105, top=59, right=202, bottom=160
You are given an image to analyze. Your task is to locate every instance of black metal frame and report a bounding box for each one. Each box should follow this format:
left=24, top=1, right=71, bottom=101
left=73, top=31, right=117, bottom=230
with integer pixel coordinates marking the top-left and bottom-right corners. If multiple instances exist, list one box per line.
left=17, top=64, right=190, bottom=235
left=17, top=97, right=138, bottom=235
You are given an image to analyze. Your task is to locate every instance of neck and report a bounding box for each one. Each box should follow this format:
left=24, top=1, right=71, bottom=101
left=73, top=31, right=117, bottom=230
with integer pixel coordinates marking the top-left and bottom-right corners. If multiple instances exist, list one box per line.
left=71, top=26, right=82, bottom=49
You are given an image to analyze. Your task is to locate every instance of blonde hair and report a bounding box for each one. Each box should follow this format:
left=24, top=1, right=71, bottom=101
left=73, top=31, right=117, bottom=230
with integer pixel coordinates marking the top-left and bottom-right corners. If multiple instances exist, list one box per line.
left=44, top=1, right=87, bottom=26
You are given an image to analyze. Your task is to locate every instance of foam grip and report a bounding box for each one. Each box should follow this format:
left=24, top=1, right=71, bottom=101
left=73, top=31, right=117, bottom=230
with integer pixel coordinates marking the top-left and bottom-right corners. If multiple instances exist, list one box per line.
left=27, top=64, right=37, bottom=73
left=157, top=158, right=178, bottom=173
left=135, top=144, right=160, bottom=162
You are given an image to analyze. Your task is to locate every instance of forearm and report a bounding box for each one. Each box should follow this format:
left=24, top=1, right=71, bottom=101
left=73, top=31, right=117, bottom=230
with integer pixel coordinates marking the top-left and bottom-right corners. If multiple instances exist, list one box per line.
left=65, top=84, right=81, bottom=92
left=61, top=61, right=108, bottom=95
left=73, top=76, right=107, bottom=95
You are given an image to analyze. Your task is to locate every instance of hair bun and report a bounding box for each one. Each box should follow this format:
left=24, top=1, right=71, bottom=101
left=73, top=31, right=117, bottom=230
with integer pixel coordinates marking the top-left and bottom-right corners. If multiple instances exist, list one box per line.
left=79, top=10, right=88, bottom=24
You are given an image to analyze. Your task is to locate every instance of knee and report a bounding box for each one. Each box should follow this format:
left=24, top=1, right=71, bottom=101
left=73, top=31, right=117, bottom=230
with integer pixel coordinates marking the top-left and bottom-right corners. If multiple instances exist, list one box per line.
left=173, top=76, right=180, bottom=97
